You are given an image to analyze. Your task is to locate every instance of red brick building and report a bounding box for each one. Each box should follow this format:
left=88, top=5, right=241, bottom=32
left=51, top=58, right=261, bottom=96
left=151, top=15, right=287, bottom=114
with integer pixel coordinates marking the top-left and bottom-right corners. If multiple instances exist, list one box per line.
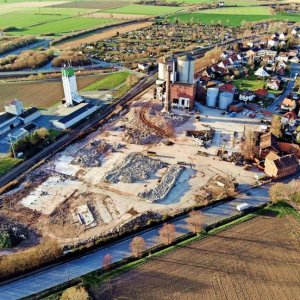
left=170, top=82, right=196, bottom=110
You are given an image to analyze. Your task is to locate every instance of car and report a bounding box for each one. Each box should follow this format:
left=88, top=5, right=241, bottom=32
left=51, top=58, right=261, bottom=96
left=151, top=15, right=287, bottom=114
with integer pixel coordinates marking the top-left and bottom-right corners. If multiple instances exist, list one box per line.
left=236, top=203, right=251, bottom=212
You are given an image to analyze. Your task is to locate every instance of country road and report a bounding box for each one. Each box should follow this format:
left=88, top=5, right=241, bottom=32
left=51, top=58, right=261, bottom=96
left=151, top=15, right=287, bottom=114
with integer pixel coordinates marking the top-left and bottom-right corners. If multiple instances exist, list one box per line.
left=0, top=173, right=299, bottom=300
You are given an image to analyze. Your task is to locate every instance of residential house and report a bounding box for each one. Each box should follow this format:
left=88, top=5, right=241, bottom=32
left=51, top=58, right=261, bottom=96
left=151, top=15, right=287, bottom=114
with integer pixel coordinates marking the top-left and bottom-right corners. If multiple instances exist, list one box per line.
left=264, top=152, right=298, bottom=178
left=267, top=78, right=281, bottom=91
left=281, top=98, right=296, bottom=111
left=255, top=89, right=268, bottom=99
left=278, top=142, right=300, bottom=159
left=239, top=90, right=255, bottom=102
left=219, top=83, right=236, bottom=93
left=259, top=132, right=280, bottom=158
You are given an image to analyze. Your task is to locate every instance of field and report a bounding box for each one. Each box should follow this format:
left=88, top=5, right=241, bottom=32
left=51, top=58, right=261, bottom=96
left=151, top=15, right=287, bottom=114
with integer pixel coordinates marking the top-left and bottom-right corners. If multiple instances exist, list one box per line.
left=0, top=74, right=107, bottom=110
left=95, top=207, right=300, bottom=299
left=82, top=71, right=130, bottom=91
left=169, top=13, right=272, bottom=26
left=0, top=157, right=22, bottom=176
left=103, top=4, right=182, bottom=16
left=199, top=6, right=272, bottom=15
left=165, top=0, right=288, bottom=4
left=52, top=0, right=130, bottom=10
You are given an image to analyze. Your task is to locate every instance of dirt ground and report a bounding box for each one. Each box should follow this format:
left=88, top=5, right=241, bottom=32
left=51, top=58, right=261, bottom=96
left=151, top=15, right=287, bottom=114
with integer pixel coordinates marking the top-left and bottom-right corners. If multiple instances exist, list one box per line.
left=56, top=21, right=152, bottom=49
left=0, top=74, right=106, bottom=110
left=97, top=214, right=300, bottom=300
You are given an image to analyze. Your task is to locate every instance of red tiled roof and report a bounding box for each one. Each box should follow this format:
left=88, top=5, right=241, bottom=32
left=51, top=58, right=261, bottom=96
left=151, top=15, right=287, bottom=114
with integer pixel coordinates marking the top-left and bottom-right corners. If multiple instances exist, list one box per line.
left=255, top=89, right=268, bottom=97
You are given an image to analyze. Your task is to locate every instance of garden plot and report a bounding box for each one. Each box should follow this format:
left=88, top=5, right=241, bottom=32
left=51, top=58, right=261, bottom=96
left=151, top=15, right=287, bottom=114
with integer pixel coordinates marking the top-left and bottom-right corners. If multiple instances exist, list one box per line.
left=21, top=176, right=83, bottom=215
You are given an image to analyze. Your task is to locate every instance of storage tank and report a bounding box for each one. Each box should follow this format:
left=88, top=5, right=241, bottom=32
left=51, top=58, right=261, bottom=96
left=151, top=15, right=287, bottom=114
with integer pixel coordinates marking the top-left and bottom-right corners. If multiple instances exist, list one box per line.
left=177, top=55, right=195, bottom=84
left=219, top=92, right=234, bottom=110
left=206, top=88, right=219, bottom=107
left=158, top=62, right=171, bottom=81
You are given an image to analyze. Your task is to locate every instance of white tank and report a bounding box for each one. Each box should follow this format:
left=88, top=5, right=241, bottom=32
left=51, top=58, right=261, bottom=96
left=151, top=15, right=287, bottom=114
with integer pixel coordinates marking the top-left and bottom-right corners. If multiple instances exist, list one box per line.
left=206, top=88, right=219, bottom=107
left=219, top=92, right=234, bottom=110
left=177, top=55, right=195, bottom=84
left=158, top=62, right=169, bottom=81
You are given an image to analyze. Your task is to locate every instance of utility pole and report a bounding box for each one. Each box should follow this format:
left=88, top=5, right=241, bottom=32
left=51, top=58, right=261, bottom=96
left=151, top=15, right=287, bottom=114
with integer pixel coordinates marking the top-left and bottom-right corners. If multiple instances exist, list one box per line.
left=8, top=133, right=16, bottom=158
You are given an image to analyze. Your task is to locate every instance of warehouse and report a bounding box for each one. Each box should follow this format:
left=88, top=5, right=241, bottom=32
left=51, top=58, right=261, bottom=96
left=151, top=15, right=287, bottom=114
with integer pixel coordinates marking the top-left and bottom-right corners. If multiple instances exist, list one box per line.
left=0, top=112, right=19, bottom=136
left=18, top=107, right=41, bottom=124
left=52, top=103, right=98, bottom=130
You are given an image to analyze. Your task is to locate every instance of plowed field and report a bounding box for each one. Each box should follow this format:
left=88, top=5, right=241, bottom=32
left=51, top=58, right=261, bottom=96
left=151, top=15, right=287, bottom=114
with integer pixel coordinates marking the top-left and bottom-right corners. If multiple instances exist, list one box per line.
left=98, top=214, right=300, bottom=299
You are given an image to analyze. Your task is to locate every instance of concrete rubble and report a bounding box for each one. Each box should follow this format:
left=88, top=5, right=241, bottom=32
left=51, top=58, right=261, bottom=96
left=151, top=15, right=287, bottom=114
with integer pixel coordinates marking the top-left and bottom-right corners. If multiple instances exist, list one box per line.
left=103, top=153, right=167, bottom=184
left=72, top=139, right=111, bottom=167
left=139, top=165, right=184, bottom=202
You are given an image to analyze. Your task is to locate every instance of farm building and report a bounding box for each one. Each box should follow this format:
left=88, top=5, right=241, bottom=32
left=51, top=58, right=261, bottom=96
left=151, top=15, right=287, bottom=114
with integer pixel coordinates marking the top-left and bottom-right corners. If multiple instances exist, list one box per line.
left=264, top=152, right=298, bottom=178
left=0, top=112, right=19, bottom=136
left=281, top=98, right=296, bottom=111
left=259, top=132, right=280, bottom=158
left=10, top=123, right=38, bottom=142
left=52, top=103, right=98, bottom=130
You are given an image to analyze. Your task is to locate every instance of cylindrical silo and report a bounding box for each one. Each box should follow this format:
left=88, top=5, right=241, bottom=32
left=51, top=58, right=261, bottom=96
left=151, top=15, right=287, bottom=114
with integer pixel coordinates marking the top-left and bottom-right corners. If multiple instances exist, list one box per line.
left=219, top=92, right=234, bottom=110
left=177, top=55, right=195, bottom=84
left=158, top=62, right=168, bottom=81
left=206, top=88, right=219, bottom=107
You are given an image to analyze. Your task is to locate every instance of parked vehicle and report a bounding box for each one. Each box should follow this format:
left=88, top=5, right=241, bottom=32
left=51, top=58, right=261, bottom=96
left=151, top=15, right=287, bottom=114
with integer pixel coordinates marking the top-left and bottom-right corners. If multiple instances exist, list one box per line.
left=236, top=203, right=251, bottom=211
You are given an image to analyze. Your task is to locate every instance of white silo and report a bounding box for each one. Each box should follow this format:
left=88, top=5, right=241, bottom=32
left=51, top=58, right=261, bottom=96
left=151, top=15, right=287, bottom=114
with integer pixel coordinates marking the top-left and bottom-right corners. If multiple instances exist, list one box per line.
left=219, top=92, right=234, bottom=110
left=177, top=55, right=195, bottom=84
left=206, top=88, right=219, bottom=107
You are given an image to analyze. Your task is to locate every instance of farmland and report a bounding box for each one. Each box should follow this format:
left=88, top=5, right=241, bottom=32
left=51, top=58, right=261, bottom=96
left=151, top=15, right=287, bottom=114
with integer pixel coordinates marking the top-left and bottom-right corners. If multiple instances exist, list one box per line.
left=0, top=74, right=108, bottom=110
left=93, top=207, right=300, bottom=299
left=199, top=6, right=272, bottom=15
left=103, top=4, right=182, bottom=16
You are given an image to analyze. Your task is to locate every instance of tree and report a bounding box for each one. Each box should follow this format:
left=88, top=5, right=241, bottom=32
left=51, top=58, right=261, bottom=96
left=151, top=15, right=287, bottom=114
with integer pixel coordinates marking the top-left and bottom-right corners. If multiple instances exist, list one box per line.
left=269, top=183, right=288, bottom=203
left=159, top=223, right=176, bottom=245
left=60, top=286, right=89, bottom=300
left=271, top=115, right=283, bottom=138
left=130, top=236, right=146, bottom=258
left=186, top=210, right=204, bottom=234
left=36, top=127, right=49, bottom=139
left=103, top=253, right=112, bottom=270
left=240, top=129, right=257, bottom=161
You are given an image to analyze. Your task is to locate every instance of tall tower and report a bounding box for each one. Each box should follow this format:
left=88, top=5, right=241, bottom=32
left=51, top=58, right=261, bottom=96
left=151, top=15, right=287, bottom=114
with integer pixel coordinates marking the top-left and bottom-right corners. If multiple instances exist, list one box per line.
left=61, top=67, right=82, bottom=107
left=162, top=66, right=172, bottom=113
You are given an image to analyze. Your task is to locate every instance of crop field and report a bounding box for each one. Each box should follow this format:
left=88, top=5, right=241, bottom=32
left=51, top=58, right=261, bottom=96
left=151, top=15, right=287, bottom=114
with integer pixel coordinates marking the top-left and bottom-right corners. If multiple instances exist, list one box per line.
left=9, top=17, right=118, bottom=36
left=169, top=13, right=272, bottom=26
left=199, top=6, right=272, bottom=15
left=165, top=0, right=287, bottom=4
left=96, top=209, right=300, bottom=299
left=103, top=4, right=182, bottom=16
left=0, top=74, right=107, bottom=110
left=52, top=0, right=130, bottom=10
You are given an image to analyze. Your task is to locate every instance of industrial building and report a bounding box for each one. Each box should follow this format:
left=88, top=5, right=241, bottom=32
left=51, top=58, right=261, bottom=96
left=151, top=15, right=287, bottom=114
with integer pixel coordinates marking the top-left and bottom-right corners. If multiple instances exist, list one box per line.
left=0, top=99, right=41, bottom=136
left=156, top=55, right=197, bottom=111
left=61, top=67, right=83, bottom=107
left=52, top=103, right=98, bottom=130
left=206, top=87, right=234, bottom=110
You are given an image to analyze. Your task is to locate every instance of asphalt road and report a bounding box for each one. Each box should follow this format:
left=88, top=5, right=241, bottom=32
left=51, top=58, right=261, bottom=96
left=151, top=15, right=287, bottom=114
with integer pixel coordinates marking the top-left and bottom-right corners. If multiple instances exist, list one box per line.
left=0, top=183, right=272, bottom=300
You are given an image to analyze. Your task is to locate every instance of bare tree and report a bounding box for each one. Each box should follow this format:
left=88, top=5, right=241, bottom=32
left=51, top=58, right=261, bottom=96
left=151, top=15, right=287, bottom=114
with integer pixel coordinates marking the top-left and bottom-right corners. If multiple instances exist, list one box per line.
left=186, top=210, right=204, bottom=234
left=103, top=254, right=112, bottom=270
left=159, top=223, right=176, bottom=245
left=130, top=236, right=146, bottom=258
left=60, top=286, right=89, bottom=300
left=269, top=183, right=288, bottom=203
left=240, top=129, right=257, bottom=161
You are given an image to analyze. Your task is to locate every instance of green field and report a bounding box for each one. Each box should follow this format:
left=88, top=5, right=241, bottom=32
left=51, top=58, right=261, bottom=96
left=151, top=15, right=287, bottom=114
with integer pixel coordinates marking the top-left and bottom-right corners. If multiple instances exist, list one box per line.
left=9, top=17, right=118, bottom=36
left=165, top=0, right=285, bottom=5
left=199, top=6, right=271, bottom=15
left=82, top=71, right=130, bottom=91
left=0, top=157, right=22, bottom=177
left=103, top=4, right=182, bottom=16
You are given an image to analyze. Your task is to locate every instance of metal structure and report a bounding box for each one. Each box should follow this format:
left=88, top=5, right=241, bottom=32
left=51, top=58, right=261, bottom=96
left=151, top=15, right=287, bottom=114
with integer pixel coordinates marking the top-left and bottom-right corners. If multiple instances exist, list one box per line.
left=177, top=55, right=195, bottom=84
left=219, top=92, right=234, bottom=110
left=206, top=88, right=219, bottom=107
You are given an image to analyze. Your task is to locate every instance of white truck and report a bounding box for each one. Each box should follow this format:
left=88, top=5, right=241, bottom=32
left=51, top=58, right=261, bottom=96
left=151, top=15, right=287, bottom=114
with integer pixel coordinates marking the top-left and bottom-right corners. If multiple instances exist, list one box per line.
left=236, top=203, right=251, bottom=212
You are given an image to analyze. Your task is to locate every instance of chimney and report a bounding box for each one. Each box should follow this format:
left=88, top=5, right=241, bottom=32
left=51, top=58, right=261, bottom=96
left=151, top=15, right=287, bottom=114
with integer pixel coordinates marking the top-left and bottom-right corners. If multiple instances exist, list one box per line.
left=164, top=66, right=172, bottom=113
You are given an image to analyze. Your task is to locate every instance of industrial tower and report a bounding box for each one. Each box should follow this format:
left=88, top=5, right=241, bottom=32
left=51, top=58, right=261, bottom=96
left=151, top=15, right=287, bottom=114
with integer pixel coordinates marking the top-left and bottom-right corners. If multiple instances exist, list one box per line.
left=61, top=67, right=83, bottom=107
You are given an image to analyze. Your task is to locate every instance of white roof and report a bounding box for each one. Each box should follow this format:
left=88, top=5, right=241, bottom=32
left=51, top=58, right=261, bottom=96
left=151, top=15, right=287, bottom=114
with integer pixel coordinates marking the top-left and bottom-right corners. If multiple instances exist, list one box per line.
left=255, top=67, right=270, bottom=77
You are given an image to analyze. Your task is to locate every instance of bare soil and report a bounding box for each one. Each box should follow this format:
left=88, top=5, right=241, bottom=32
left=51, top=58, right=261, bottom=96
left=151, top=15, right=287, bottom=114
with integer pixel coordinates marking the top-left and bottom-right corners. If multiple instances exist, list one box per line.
left=97, top=215, right=300, bottom=299
left=56, top=21, right=152, bottom=49
left=0, top=74, right=106, bottom=110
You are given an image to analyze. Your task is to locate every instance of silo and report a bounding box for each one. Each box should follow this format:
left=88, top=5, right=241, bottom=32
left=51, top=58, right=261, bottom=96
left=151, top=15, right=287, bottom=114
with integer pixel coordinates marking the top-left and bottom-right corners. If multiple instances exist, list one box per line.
left=177, top=55, right=195, bottom=84
left=219, top=92, right=234, bottom=110
left=206, top=88, right=219, bottom=107
left=158, top=62, right=168, bottom=81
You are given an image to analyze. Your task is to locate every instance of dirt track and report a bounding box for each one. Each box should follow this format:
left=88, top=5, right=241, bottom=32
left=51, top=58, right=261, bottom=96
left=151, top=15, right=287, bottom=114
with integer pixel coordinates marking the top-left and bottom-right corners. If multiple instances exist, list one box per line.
left=97, top=214, right=300, bottom=299
left=56, top=21, right=152, bottom=49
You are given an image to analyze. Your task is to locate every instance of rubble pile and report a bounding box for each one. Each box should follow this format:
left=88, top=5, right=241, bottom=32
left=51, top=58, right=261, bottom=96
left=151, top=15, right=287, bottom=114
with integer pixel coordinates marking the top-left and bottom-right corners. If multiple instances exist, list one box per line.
left=186, top=127, right=215, bottom=148
left=139, top=165, right=184, bottom=202
left=72, top=139, right=111, bottom=167
left=103, top=153, right=167, bottom=184
left=165, top=113, right=190, bottom=127
left=0, top=221, right=29, bottom=248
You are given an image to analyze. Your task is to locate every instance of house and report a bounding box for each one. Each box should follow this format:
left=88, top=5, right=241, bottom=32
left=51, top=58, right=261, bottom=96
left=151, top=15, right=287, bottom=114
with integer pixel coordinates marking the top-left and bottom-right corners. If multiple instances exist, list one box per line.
left=138, top=63, right=150, bottom=73
left=259, top=132, right=280, bottom=158
left=267, top=39, right=278, bottom=48
left=239, top=90, right=255, bottom=102
left=255, top=89, right=268, bottom=98
left=278, top=142, right=300, bottom=159
left=219, top=83, right=236, bottom=93
left=264, top=152, right=298, bottom=178
left=266, top=78, right=281, bottom=91
left=281, top=111, right=298, bottom=126
left=279, top=32, right=288, bottom=41
left=281, top=98, right=296, bottom=111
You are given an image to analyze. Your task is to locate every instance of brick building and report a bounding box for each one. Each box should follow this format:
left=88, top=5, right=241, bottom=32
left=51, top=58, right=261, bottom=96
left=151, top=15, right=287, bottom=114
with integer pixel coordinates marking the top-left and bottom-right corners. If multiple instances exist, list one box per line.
left=170, top=82, right=196, bottom=110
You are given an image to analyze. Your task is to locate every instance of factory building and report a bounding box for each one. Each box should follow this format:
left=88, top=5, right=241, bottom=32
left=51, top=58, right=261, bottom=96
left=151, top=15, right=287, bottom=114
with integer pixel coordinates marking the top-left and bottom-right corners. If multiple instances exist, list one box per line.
left=52, top=103, right=98, bottom=130
left=156, top=55, right=196, bottom=111
left=61, top=67, right=83, bottom=107
left=0, top=99, right=41, bottom=136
